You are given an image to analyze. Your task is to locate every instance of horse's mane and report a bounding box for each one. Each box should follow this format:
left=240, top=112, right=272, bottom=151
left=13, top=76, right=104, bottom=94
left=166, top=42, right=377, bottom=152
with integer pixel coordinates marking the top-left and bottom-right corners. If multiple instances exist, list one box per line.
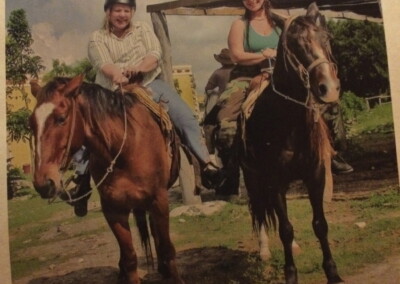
left=39, top=77, right=141, bottom=149
left=39, top=77, right=137, bottom=120
left=287, top=16, right=333, bottom=61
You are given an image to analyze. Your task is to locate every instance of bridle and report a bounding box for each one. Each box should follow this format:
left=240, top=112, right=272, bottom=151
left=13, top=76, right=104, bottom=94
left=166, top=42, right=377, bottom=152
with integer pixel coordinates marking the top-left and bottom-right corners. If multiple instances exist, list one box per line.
left=49, top=84, right=128, bottom=204
left=271, top=16, right=337, bottom=122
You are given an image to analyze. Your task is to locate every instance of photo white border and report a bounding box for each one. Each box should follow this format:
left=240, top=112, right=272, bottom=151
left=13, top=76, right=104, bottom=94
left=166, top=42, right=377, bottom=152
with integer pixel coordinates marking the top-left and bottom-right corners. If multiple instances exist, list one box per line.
left=0, top=1, right=399, bottom=283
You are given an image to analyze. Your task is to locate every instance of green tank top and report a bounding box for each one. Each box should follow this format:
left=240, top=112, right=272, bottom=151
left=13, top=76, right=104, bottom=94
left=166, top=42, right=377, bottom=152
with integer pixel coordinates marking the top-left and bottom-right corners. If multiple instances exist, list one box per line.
left=243, top=21, right=281, bottom=52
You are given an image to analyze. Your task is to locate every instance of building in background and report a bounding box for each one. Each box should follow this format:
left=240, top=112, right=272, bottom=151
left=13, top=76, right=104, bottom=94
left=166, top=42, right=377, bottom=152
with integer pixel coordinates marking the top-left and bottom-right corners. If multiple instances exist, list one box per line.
left=172, top=65, right=201, bottom=120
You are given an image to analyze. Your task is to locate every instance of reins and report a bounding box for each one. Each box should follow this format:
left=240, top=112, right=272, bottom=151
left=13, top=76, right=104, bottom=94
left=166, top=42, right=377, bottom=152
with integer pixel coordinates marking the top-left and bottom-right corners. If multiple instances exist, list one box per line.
left=50, top=84, right=128, bottom=204
left=271, top=16, right=335, bottom=122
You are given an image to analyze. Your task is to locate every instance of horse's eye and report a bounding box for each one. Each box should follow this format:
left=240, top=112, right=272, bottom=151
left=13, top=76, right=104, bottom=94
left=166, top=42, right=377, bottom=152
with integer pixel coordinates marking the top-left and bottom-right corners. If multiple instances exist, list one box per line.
left=54, top=115, right=66, bottom=125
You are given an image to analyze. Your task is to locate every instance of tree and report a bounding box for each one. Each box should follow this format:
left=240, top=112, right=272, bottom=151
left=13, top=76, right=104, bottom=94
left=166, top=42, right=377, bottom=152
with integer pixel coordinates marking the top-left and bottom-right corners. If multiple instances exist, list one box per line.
left=6, top=9, right=45, bottom=170
left=328, top=20, right=389, bottom=98
left=42, top=58, right=96, bottom=83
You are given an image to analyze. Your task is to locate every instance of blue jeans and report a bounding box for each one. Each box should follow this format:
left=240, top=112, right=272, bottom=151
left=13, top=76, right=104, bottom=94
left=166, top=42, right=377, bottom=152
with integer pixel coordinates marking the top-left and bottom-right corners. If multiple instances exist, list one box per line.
left=148, top=79, right=210, bottom=164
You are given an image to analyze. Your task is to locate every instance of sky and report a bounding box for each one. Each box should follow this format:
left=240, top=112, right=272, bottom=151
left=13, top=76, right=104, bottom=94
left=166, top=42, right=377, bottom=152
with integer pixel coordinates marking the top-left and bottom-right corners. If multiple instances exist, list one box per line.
left=5, top=0, right=236, bottom=93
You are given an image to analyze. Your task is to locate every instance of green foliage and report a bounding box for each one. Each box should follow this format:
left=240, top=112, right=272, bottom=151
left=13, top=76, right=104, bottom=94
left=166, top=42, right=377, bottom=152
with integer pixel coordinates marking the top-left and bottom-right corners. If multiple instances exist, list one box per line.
left=340, top=91, right=366, bottom=122
left=6, top=9, right=45, bottom=86
left=6, top=108, right=31, bottom=142
left=6, top=8, right=44, bottom=169
left=42, top=58, right=96, bottom=83
left=328, top=20, right=389, bottom=97
left=8, top=166, right=24, bottom=180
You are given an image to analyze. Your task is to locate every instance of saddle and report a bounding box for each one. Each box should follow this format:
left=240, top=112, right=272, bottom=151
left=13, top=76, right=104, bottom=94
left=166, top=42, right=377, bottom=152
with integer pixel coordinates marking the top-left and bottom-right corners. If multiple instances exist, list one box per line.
left=122, top=84, right=180, bottom=188
left=241, top=71, right=271, bottom=120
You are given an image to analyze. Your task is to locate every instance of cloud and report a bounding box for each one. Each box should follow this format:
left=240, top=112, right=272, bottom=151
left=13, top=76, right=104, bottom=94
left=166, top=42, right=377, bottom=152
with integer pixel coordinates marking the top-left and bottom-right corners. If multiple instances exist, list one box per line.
left=7, top=0, right=236, bottom=92
left=167, top=16, right=235, bottom=91
left=31, top=22, right=91, bottom=69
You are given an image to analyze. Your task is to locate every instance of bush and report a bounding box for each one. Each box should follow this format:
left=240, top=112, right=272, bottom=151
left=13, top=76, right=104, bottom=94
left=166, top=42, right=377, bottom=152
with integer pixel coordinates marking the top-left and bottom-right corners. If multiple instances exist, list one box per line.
left=340, top=91, right=366, bottom=122
left=7, top=166, right=26, bottom=200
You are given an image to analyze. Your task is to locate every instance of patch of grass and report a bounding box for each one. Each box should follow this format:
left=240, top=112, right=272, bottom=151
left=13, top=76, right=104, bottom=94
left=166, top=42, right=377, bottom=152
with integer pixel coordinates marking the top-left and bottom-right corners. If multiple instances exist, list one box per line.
left=11, top=253, right=70, bottom=279
left=351, top=103, right=394, bottom=135
left=9, top=184, right=400, bottom=283
left=171, top=203, right=253, bottom=249
left=8, top=188, right=104, bottom=279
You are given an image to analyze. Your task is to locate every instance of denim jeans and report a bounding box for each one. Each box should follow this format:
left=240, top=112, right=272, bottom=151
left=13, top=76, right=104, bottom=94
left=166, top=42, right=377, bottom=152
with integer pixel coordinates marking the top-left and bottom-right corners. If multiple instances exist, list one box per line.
left=147, top=79, right=210, bottom=164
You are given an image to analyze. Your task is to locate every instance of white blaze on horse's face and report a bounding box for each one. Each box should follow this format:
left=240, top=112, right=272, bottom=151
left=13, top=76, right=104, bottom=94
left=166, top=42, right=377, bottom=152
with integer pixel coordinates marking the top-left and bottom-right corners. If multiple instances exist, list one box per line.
left=34, top=102, right=55, bottom=167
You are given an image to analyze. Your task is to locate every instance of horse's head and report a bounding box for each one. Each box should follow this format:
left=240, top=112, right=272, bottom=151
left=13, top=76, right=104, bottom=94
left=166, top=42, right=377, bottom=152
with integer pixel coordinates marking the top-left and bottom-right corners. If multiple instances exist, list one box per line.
left=29, top=75, right=86, bottom=199
left=275, top=3, right=340, bottom=104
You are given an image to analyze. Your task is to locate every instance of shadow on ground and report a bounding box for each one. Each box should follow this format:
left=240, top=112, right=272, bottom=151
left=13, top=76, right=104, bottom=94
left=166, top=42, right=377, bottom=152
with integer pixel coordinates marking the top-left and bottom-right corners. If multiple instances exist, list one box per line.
left=26, top=247, right=273, bottom=284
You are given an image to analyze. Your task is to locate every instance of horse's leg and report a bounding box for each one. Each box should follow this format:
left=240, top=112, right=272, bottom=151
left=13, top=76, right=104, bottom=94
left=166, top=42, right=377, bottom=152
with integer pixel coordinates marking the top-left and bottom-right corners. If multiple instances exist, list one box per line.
left=273, top=190, right=298, bottom=284
left=149, top=189, right=184, bottom=284
left=305, top=177, right=344, bottom=284
left=102, top=200, right=140, bottom=284
left=259, top=223, right=272, bottom=261
left=258, top=223, right=301, bottom=261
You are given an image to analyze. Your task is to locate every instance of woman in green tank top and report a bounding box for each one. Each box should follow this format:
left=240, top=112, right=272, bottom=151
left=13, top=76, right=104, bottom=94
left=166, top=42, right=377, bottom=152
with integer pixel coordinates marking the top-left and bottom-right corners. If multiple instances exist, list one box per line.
left=211, top=0, right=279, bottom=125
left=202, top=0, right=279, bottom=197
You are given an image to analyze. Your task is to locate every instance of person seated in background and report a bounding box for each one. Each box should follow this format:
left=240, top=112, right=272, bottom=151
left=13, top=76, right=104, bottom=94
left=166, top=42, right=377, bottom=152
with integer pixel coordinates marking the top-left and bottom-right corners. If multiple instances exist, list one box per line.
left=204, top=48, right=235, bottom=117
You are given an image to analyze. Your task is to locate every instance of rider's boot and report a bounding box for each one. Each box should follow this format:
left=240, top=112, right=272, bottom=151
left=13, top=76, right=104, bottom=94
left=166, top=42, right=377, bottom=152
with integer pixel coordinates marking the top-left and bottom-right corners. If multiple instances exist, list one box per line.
left=60, top=172, right=91, bottom=217
left=201, top=162, right=226, bottom=190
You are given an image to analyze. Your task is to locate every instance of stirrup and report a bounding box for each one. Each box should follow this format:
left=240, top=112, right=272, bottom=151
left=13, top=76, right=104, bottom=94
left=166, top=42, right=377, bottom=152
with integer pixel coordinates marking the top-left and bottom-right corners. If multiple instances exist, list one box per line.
left=201, top=162, right=226, bottom=189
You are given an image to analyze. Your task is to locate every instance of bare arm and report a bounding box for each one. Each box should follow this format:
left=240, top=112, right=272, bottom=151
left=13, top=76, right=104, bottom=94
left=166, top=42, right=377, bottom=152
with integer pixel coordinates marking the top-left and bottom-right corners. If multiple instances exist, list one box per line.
left=101, top=63, right=129, bottom=85
left=228, top=19, right=276, bottom=66
left=122, top=54, right=158, bottom=79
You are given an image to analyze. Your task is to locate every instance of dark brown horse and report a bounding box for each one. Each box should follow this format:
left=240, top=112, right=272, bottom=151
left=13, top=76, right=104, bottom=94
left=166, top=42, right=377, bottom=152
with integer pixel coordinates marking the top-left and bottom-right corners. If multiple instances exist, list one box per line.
left=29, top=75, right=184, bottom=284
left=240, top=4, right=343, bottom=284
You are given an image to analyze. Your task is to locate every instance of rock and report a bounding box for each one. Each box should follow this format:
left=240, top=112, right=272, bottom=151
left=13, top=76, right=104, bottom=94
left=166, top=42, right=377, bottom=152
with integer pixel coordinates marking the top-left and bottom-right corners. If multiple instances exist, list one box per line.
left=355, top=222, right=367, bottom=229
left=170, top=201, right=227, bottom=217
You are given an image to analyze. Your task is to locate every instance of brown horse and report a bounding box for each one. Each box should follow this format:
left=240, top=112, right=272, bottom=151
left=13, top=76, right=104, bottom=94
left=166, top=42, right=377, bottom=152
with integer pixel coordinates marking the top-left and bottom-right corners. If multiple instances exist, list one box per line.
left=240, top=4, right=343, bottom=284
left=29, top=75, right=184, bottom=284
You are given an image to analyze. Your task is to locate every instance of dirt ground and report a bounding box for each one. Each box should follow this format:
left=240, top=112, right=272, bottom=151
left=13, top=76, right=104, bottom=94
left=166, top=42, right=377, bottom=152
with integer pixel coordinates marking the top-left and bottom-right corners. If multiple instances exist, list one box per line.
left=12, top=132, right=399, bottom=284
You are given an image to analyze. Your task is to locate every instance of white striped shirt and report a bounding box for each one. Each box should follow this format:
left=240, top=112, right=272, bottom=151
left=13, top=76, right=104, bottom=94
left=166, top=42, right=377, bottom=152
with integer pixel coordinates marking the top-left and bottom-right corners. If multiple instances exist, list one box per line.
left=88, top=21, right=162, bottom=89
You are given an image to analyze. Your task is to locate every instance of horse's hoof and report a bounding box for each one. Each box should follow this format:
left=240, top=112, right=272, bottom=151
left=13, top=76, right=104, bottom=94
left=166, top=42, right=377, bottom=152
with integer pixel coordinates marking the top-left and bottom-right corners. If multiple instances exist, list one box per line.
left=284, top=266, right=298, bottom=284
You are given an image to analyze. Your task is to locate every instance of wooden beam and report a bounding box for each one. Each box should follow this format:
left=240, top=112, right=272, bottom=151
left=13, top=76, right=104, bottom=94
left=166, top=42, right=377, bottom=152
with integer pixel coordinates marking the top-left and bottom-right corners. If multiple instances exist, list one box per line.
left=147, top=0, right=232, bottom=13
left=147, top=0, right=382, bottom=18
left=163, top=7, right=243, bottom=16
left=150, top=12, right=174, bottom=87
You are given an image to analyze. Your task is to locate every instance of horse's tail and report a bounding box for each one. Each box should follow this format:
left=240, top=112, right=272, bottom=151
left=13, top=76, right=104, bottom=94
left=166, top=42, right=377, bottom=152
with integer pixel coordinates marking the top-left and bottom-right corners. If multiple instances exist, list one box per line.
left=248, top=187, right=277, bottom=234
left=133, top=209, right=154, bottom=269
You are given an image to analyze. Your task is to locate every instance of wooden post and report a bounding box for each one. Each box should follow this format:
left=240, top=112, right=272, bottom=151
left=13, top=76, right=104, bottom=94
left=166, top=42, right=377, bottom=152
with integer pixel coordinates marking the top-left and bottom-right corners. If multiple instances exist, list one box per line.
left=179, top=148, right=202, bottom=205
left=150, top=11, right=201, bottom=205
left=150, top=12, right=174, bottom=88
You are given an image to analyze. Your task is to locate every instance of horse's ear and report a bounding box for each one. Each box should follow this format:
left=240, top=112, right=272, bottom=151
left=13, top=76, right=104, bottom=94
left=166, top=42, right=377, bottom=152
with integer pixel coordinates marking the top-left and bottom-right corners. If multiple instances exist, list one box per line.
left=63, top=74, right=84, bottom=97
left=306, top=2, right=321, bottom=25
left=30, top=79, right=42, bottom=98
